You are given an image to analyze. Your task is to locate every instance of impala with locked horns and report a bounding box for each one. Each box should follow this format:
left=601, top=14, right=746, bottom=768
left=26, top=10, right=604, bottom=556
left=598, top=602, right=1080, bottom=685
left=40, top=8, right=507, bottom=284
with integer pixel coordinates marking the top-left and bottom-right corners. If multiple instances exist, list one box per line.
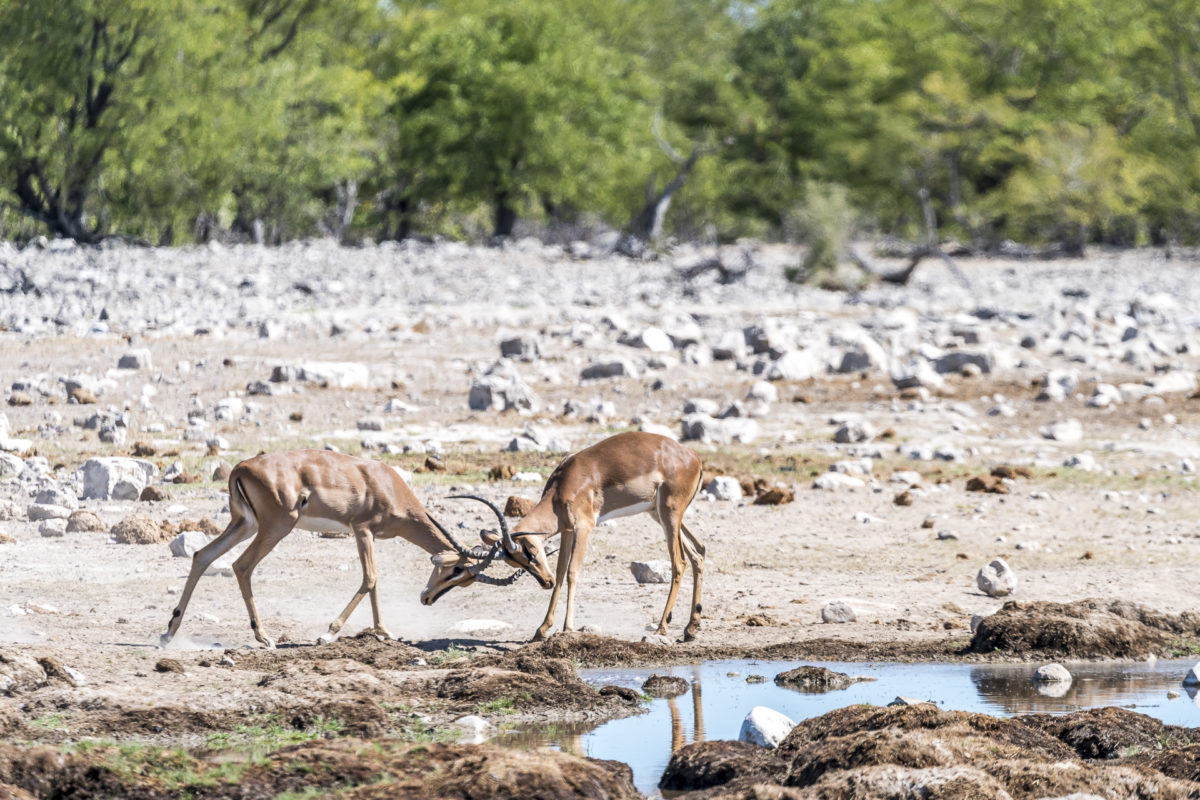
left=159, top=449, right=522, bottom=649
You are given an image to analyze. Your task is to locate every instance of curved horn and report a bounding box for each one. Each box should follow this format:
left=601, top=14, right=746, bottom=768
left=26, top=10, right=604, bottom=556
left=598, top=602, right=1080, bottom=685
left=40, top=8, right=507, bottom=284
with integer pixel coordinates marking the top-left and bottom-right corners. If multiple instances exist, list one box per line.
left=473, top=569, right=524, bottom=586
left=448, top=494, right=513, bottom=553
left=426, top=511, right=482, bottom=560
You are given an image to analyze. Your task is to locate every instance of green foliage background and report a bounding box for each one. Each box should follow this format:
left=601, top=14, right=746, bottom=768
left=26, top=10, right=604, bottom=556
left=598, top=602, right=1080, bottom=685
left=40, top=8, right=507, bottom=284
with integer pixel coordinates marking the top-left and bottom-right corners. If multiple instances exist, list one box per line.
left=1, top=0, right=1198, bottom=247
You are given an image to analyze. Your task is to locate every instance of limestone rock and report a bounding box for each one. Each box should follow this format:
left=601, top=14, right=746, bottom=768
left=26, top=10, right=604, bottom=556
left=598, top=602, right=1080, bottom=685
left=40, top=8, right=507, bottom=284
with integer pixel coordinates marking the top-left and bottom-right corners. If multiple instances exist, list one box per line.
left=81, top=457, right=158, bottom=500
left=630, top=560, right=672, bottom=584
left=738, top=706, right=796, bottom=749
left=704, top=476, right=743, bottom=502
left=1033, top=663, right=1072, bottom=683
left=821, top=601, right=857, bottom=624
left=977, top=558, right=1018, bottom=598
left=169, top=531, right=211, bottom=557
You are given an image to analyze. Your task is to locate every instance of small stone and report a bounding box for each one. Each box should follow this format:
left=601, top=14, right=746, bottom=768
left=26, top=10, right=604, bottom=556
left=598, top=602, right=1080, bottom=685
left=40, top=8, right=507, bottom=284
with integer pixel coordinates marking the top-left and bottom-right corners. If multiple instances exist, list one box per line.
left=212, top=463, right=233, bottom=482
left=977, top=558, right=1017, bottom=597
left=504, top=496, right=536, bottom=517
left=117, top=349, right=153, bottom=370
left=936, top=530, right=958, bottom=541
left=66, top=510, right=105, bottom=532
left=738, top=706, right=796, bottom=749
left=642, top=674, right=689, bottom=697
left=140, top=486, right=167, bottom=502
left=1033, top=663, right=1072, bottom=683
left=834, top=419, right=876, bottom=444
left=38, top=519, right=68, bottom=537
left=893, top=490, right=913, bottom=506
left=154, top=658, right=185, bottom=674
left=1040, top=418, right=1083, bottom=443
left=356, top=417, right=384, bottom=432
left=27, top=504, right=71, bottom=521
left=630, top=560, right=672, bottom=584
left=966, top=475, right=1009, bottom=494
left=821, top=601, right=856, bottom=624
left=7, top=392, right=34, bottom=406
left=1183, top=662, right=1200, bottom=687
left=753, top=486, right=794, bottom=505
left=705, top=476, right=743, bottom=502
left=888, top=697, right=934, bottom=707
left=813, top=473, right=865, bottom=491
left=169, top=531, right=211, bottom=558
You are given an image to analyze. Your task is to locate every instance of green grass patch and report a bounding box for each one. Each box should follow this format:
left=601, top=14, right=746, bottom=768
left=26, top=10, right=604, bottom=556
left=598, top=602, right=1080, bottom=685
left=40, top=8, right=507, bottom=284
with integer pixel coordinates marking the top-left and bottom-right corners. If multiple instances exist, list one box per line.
left=202, top=714, right=344, bottom=752
left=476, top=697, right=515, bottom=715
left=428, top=645, right=472, bottom=665
left=30, top=712, right=68, bottom=731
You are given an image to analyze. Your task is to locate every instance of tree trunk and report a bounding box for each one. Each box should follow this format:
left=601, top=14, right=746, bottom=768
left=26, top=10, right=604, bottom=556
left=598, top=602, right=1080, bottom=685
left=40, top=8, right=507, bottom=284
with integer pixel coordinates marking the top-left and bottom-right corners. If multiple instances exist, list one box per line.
left=628, top=147, right=701, bottom=242
left=493, top=190, right=516, bottom=238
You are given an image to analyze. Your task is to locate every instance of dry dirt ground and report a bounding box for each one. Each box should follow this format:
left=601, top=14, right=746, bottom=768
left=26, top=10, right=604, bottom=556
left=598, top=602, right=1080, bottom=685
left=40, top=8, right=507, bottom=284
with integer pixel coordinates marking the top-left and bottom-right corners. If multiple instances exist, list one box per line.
left=3, top=244, right=1200, bottom=797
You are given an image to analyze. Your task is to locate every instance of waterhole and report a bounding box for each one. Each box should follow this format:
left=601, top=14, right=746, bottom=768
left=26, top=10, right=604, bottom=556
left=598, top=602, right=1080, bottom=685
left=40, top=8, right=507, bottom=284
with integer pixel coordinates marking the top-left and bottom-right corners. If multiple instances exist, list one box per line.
left=502, top=658, right=1200, bottom=797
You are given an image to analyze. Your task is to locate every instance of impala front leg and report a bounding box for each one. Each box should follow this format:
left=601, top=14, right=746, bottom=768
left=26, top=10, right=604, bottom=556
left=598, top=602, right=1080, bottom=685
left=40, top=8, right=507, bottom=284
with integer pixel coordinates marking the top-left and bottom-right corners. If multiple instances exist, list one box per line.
left=533, top=532, right=574, bottom=641
left=561, top=522, right=594, bottom=633
left=321, top=526, right=391, bottom=644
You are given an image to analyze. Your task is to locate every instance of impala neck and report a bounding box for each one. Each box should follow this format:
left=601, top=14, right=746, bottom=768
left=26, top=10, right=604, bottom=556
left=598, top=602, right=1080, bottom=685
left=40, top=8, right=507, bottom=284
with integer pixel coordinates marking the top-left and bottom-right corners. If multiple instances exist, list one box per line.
left=402, top=511, right=466, bottom=555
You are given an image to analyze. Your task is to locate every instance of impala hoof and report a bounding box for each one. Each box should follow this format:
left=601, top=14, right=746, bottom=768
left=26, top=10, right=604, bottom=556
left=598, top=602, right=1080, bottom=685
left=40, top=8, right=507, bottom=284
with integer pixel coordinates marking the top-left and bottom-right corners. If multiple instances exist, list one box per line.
left=317, top=633, right=335, bottom=646
left=158, top=633, right=172, bottom=649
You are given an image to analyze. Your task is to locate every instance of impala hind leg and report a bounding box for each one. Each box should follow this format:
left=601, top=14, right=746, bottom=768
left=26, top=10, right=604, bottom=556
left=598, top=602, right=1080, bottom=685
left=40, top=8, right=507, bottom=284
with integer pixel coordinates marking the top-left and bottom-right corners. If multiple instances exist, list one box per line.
left=679, top=522, right=706, bottom=642
left=320, top=526, right=391, bottom=644
left=533, top=532, right=574, bottom=642
left=653, top=489, right=691, bottom=638
left=160, top=515, right=257, bottom=647
left=231, top=523, right=293, bottom=648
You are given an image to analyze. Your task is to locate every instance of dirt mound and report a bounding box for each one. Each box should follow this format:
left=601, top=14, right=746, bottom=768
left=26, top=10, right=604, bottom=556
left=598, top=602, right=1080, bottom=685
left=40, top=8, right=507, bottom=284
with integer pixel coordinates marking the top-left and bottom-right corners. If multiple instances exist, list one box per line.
left=803, top=764, right=1012, bottom=800
left=982, top=757, right=1200, bottom=799
left=64, top=510, right=105, bottom=532
left=642, top=674, right=690, bottom=697
left=774, top=666, right=870, bottom=692
left=775, top=704, right=1074, bottom=763
left=0, top=783, right=36, bottom=800
left=159, top=517, right=222, bottom=538
left=659, top=740, right=778, bottom=792
left=1023, top=706, right=1198, bottom=760
left=519, top=632, right=672, bottom=666
left=233, top=631, right=426, bottom=670
left=110, top=516, right=168, bottom=545
left=0, top=652, right=46, bottom=696
left=436, top=655, right=607, bottom=712
left=0, top=739, right=640, bottom=800
left=1143, top=743, right=1200, bottom=782
left=968, top=599, right=1200, bottom=658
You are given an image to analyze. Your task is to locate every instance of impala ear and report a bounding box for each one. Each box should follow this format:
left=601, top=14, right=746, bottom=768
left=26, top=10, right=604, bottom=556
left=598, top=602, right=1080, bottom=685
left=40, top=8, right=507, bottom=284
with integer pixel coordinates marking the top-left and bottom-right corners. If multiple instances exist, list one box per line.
left=430, top=552, right=462, bottom=567
left=480, top=529, right=501, bottom=546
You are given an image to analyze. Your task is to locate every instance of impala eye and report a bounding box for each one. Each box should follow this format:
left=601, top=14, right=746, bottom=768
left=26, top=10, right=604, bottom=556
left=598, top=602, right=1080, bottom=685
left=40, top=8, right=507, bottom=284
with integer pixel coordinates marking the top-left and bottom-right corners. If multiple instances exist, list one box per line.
left=452, top=566, right=463, bottom=576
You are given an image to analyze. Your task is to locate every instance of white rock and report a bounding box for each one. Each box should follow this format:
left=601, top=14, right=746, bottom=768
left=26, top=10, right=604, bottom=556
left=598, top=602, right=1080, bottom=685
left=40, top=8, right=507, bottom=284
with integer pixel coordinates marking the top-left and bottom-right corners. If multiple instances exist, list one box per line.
left=622, top=326, right=673, bottom=353
left=738, top=706, right=796, bottom=749
left=890, top=471, right=922, bottom=486
left=81, top=457, right=158, bottom=500
left=821, top=601, right=856, bottom=623
left=35, top=486, right=78, bottom=510
left=499, top=336, right=541, bottom=361
left=0, top=451, right=23, bottom=478
left=1040, top=419, right=1082, bottom=444
left=683, top=398, right=720, bottom=415
left=38, top=519, right=68, bottom=537
left=681, top=414, right=758, bottom=444
left=27, top=504, right=71, bottom=521
left=830, top=459, right=872, bottom=476
left=834, top=420, right=876, bottom=443
left=769, top=350, right=823, bottom=381
left=170, top=531, right=211, bottom=558
left=704, top=476, right=743, bottom=502
left=117, top=348, right=153, bottom=370
left=976, top=558, right=1018, bottom=598
left=1087, top=384, right=1122, bottom=408
left=630, top=560, right=672, bottom=584
left=469, top=365, right=540, bottom=413
left=1183, top=662, right=1200, bottom=686
left=1033, top=663, right=1072, bottom=683
left=1063, top=453, right=1096, bottom=471
left=813, top=473, right=866, bottom=491
left=746, top=380, right=778, bottom=404
left=887, top=697, right=934, bottom=707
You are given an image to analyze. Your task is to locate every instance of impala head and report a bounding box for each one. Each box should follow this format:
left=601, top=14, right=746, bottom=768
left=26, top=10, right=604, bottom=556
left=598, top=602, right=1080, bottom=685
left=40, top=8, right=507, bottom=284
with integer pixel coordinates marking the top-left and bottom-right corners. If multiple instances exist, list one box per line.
left=420, top=495, right=527, bottom=605
left=480, top=527, right=555, bottom=590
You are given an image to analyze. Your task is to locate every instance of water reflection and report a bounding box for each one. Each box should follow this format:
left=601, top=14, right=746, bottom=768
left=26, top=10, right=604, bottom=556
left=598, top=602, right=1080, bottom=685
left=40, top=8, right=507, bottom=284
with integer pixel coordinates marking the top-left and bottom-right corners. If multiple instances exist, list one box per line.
left=512, top=658, right=1200, bottom=798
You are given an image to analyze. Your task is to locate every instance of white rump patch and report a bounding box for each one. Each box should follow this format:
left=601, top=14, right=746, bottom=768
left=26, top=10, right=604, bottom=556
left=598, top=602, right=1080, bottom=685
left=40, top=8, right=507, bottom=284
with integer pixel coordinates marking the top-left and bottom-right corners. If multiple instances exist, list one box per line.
left=597, top=501, right=653, bottom=524
left=296, top=515, right=353, bottom=535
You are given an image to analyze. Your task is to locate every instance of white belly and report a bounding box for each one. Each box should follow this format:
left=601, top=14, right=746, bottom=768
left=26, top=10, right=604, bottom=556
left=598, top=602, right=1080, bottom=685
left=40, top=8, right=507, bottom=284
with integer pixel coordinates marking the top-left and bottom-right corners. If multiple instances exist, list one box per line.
left=296, top=515, right=354, bottom=535
left=597, top=501, right=653, bottom=524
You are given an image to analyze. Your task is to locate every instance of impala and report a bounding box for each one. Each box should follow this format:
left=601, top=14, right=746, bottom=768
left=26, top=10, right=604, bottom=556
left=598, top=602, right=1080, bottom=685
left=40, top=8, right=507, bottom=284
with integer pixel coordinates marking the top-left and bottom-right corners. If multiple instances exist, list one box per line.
left=159, top=449, right=516, bottom=648
left=434, top=432, right=706, bottom=641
